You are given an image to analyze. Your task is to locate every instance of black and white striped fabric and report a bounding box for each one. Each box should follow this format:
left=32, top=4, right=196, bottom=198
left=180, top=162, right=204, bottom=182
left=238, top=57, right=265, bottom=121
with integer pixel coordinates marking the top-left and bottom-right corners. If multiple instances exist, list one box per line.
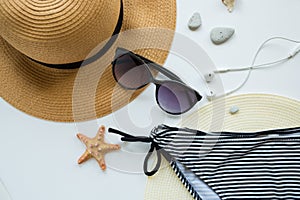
left=150, top=125, right=300, bottom=200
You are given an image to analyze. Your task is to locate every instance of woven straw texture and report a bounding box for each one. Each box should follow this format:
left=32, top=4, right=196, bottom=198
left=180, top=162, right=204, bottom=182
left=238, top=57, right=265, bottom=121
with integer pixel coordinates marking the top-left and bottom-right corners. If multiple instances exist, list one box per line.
left=145, top=93, right=300, bottom=200
left=0, top=0, right=176, bottom=122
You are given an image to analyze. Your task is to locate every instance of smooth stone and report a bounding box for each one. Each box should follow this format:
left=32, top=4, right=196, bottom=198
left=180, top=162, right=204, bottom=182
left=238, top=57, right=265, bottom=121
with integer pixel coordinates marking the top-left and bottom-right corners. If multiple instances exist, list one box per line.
left=210, top=27, right=235, bottom=44
left=229, top=105, right=239, bottom=114
left=188, top=12, right=202, bottom=30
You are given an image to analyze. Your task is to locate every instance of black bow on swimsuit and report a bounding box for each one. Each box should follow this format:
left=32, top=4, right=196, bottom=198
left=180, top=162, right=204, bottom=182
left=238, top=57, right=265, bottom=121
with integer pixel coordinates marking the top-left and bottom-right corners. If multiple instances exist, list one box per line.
left=109, top=125, right=300, bottom=200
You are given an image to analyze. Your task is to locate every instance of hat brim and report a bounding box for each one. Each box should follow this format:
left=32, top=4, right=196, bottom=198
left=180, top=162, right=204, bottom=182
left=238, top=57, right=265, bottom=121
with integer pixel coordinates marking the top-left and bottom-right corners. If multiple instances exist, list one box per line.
left=145, top=94, right=300, bottom=200
left=0, top=0, right=176, bottom=122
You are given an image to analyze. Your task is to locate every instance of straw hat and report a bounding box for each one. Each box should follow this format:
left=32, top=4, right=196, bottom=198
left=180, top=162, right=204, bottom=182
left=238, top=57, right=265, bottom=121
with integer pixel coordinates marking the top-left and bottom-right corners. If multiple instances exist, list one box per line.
left=145, top=93, right=300, bottom=200
left=0, top=0, right=176, bottom=122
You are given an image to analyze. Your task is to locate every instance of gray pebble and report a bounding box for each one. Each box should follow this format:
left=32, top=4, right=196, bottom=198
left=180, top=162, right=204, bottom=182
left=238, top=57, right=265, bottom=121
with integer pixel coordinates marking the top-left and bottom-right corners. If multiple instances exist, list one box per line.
left=229, top=106, right=239, bottom=114
left=188, top=12, right=202, bottom=30
left=210, top=27, right=235, bottom=45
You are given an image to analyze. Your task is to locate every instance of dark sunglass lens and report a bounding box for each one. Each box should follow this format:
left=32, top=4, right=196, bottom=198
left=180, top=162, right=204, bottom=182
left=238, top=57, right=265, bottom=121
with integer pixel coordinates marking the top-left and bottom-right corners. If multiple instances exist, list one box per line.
left=113, top=53, right=150, bottom=89
left=157, top=82, right=199, bottom=114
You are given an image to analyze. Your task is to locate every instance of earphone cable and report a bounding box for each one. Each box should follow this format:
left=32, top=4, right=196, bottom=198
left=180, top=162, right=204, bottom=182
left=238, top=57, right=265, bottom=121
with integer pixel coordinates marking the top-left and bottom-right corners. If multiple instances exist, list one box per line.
left=0, top=178, right=13, bottom=200
left=214, top=57, right=290, bottom=73
left=217, top=36, right=300, bottom=98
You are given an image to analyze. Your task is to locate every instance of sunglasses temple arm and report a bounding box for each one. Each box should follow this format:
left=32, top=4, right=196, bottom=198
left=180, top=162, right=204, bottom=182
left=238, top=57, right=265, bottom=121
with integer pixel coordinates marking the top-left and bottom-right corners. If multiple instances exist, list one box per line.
left=149, top=63, right=184, bottom=83
left=139, top=56, right=184, bottom=84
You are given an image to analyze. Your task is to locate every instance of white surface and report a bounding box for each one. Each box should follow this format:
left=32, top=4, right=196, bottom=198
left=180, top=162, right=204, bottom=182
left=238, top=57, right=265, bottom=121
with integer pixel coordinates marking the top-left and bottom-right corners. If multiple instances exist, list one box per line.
left=0, top=180, right=11, bottom=200
left=1, top=0, right=300, bottom=200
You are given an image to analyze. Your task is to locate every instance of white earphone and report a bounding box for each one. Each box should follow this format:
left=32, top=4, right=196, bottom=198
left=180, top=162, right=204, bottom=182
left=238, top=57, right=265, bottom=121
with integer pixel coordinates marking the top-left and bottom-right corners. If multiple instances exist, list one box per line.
left=204, top=37, right=300, bottom=101
left=204, top=72, right=215, bottom=83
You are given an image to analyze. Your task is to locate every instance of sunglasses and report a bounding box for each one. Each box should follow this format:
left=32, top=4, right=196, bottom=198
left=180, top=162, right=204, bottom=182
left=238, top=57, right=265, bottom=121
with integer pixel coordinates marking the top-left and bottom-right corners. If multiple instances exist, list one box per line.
left=112, top=47, right=202, bottom=115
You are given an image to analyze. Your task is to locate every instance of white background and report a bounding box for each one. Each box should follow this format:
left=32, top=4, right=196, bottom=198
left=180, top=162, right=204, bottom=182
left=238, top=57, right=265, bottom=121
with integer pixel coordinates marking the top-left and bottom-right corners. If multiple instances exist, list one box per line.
left=1, top=0, right=300, bottom=200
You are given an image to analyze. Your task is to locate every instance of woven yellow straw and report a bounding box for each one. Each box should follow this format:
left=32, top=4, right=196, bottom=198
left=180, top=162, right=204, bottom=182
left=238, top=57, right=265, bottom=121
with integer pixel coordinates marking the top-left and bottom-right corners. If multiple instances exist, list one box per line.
left=0, top=0, right=176, bottom=122
left=145, top=93, right=300, bottom=200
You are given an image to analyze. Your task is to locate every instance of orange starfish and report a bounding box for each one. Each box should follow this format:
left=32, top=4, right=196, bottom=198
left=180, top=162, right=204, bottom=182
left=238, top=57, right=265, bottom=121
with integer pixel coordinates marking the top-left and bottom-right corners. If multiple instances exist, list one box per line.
left=77, top=125, right=120, bottom=170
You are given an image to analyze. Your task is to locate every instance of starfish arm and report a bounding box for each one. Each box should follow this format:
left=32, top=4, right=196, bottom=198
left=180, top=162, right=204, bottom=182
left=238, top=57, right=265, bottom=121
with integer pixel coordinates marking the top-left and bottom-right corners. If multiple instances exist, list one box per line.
left=110, top=144, right=121, bottom=150
left=97, top=158, right=107, bottom=171
left=77, top=133, right=91, bottom=144
left=97, top=125, right=106, bottom=136
left=102, top=143, right=121, bottom=152
left=78, top=150, right=91, bottom=164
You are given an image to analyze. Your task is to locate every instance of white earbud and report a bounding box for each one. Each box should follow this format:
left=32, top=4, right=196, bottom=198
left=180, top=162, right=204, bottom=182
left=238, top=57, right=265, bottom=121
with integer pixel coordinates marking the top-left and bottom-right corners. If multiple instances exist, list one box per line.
left=206, top=90, right=216, bottom=101
left=204, top=72, right=215, bottom=83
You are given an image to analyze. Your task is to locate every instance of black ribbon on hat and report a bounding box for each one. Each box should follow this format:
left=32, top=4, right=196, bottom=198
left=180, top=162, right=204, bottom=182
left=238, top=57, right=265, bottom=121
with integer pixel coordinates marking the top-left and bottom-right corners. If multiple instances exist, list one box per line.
left=29, top=0, right=124, bottom=69
left=108, top=127, right=164, bottom=176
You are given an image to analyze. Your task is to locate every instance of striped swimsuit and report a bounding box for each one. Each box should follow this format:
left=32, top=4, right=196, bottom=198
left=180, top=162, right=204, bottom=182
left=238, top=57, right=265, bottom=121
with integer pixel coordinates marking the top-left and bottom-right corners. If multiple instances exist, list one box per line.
left=149, top=125, right=300, bottom=200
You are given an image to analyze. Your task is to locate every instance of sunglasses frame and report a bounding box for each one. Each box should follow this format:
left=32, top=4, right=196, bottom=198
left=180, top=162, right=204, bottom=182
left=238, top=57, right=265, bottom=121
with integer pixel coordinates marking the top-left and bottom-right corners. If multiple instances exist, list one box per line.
left=112, top=47, right=202, bottom=115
